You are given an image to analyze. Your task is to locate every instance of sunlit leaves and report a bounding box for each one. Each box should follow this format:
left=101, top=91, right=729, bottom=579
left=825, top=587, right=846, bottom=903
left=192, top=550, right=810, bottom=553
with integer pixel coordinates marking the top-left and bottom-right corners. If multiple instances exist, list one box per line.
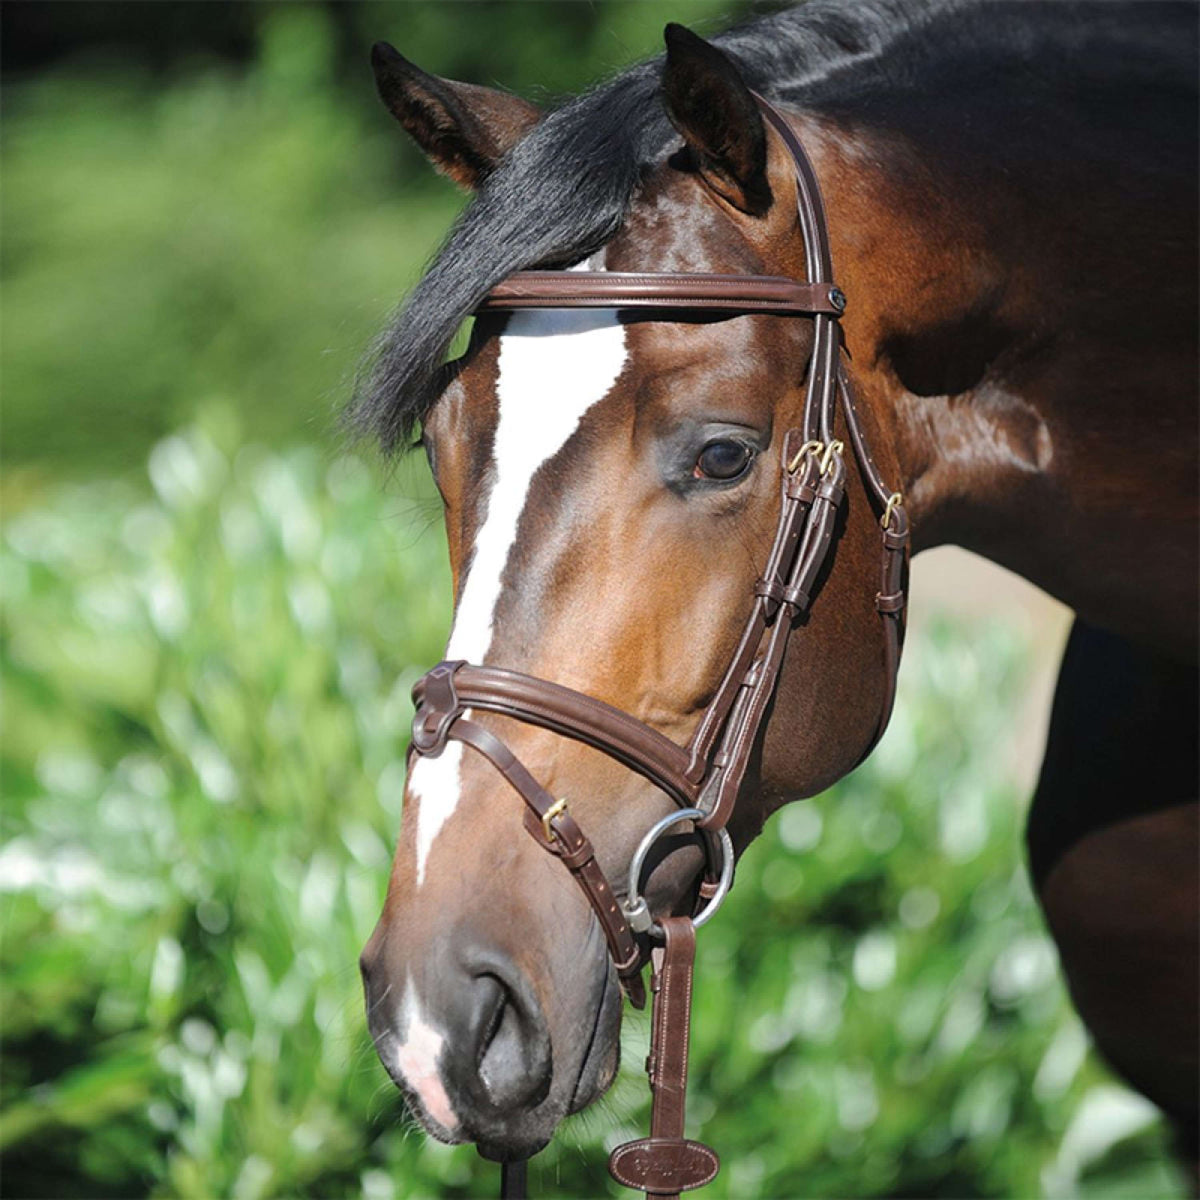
left=2, top=424, right=1184, bottom=1198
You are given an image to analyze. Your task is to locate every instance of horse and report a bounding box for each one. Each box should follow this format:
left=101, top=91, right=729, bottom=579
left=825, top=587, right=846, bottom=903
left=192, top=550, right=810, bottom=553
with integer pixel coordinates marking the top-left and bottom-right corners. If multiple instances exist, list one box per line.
left=351, top=1, right=1198, bottom=1191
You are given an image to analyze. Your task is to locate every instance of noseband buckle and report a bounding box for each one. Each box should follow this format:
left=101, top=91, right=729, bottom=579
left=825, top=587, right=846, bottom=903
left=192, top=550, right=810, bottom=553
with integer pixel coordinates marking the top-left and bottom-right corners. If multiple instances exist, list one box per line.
left=540, top=796, right=569, bottom=843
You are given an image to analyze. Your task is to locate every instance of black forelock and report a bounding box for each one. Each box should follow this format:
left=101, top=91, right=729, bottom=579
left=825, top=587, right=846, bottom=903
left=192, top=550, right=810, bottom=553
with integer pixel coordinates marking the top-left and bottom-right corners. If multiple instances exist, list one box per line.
left=347, top=2, right=930, bottom=454
left=348, top=0, right=1196, bottom=454
left=348, top=61, right=667, bottom=455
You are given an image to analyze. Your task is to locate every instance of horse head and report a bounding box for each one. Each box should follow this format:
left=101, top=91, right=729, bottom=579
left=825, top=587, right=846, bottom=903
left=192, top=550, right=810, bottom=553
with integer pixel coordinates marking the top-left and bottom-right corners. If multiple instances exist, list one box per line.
left=356, top=26, right=905, bottom=1161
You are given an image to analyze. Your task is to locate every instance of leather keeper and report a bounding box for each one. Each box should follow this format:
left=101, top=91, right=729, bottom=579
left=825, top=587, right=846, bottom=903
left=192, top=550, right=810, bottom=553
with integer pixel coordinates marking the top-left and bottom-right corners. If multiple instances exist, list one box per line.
left=785, top=474, right=817, bottom=502
left=783, top=583, right=811, bottom=612
left=557, top=834, right=597, bottom=871
left=816, top=476, right=845, bottom=503
left=883, top=527, right=909, bottom=551
left=754, top=578, right=785, bottom=620
left=875, top=591, right=906, bottom=613
left=410, top=660, right=465, bottom=753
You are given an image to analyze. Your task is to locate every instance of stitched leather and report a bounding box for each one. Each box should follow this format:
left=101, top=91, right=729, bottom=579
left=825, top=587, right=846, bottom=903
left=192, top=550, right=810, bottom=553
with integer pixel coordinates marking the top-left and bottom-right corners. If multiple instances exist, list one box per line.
left=479, top=271, right=845, bottom=315
left=414, top=664, right=698, bottom=807
left=607, top=919, right=716, bottom=1198
left=448, top=716, right=646, bottom=1009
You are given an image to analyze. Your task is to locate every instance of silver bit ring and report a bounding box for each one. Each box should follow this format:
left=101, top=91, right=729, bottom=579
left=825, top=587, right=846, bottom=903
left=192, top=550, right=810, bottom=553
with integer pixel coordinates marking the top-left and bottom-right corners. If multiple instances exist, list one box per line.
left=622, top=808, right=734, bottom=939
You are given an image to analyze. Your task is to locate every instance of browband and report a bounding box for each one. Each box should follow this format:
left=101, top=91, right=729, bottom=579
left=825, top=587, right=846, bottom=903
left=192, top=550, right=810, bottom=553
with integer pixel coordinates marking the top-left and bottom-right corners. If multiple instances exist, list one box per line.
left=479, top=272, right=847, bottom=316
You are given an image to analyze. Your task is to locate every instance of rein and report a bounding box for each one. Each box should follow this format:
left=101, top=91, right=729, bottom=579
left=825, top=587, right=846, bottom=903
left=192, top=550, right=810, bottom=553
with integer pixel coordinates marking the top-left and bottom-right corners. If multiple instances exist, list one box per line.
left=407, top=95, right=909, bottom=1198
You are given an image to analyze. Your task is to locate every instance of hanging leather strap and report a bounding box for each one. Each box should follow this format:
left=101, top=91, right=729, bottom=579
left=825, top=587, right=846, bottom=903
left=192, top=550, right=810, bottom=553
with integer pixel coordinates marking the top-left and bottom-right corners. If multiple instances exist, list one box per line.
left=500, top=1159, right=527, bottom=1200
left=608, top=919, right=718, bottom=1199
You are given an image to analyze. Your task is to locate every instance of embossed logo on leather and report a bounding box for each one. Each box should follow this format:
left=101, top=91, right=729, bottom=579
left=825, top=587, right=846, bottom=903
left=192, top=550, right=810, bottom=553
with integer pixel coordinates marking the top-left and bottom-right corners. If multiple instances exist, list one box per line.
left=608, top=1138, right=719, bottom=1193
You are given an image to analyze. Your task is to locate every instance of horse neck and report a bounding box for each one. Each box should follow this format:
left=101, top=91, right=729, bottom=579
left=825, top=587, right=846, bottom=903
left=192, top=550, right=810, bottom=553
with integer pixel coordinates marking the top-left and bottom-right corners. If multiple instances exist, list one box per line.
left=802, top=116, right=1198, bottom=659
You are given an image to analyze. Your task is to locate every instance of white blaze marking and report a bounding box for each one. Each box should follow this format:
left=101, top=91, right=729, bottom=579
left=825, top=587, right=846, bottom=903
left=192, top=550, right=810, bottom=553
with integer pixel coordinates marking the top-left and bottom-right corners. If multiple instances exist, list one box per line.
left=446, top=305, right=627, bottom=663
left=393, top=978, right=458, bottom=1134
left=411, top=261, right=628, bottom=885
left=409, top=743, right=466, bottom=887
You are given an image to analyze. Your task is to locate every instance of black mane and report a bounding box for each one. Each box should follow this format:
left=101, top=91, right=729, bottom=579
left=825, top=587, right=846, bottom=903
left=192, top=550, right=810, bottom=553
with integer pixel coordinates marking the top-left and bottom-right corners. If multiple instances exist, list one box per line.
left=349, top=0, right=1196, bottom=453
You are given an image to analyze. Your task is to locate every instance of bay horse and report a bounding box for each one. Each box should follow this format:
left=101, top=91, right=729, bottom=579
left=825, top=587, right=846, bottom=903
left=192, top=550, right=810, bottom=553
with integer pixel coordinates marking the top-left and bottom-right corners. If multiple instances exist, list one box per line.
left=353, top=1, right=1198, bottom=1190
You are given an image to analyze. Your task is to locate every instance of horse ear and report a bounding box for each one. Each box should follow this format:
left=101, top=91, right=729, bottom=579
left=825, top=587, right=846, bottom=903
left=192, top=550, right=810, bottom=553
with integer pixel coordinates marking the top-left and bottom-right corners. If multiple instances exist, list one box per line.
left=371, top=42, right=541, bottom=190
left=661, top=24, right=772, bottom=216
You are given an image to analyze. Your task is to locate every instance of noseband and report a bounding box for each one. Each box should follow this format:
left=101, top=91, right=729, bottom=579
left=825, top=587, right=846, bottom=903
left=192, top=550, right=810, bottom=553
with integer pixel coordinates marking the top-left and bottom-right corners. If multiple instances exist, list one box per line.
left=407, top=95, right=909, bottom=1199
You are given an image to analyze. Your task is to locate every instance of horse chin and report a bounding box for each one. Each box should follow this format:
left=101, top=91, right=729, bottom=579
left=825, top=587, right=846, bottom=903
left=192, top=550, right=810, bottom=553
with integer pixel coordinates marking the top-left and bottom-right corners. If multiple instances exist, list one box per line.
left=459, top=1096, right=558, bottom=1164
left=476, top=1131, right=555, bottom=1164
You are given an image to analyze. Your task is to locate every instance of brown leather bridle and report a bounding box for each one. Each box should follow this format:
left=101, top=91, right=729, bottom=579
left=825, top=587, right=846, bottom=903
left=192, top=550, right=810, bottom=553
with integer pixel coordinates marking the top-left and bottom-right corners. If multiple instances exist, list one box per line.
left=406, top=95, right=909, bottom=1199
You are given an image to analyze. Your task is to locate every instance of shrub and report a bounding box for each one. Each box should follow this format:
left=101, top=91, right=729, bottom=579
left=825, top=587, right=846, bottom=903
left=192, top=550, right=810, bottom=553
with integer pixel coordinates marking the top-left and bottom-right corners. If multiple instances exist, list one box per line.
left=1, top=425, right=1182, bottom=1198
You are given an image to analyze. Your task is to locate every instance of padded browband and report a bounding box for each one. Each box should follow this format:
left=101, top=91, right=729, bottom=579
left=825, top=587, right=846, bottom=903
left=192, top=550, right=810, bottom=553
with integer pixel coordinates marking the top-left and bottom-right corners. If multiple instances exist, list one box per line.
left=480, top=272, right=847, bottom=315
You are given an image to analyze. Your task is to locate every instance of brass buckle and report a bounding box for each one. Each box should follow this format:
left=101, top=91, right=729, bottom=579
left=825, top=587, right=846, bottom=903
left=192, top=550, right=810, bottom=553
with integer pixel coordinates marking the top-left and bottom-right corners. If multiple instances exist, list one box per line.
left=541, top=797, right=568, bottom=842
left=786, top=439, right=824, bottom=473
left=880, top=492, right=904, bottom=530
left=818, top=439, right=844, bottom=476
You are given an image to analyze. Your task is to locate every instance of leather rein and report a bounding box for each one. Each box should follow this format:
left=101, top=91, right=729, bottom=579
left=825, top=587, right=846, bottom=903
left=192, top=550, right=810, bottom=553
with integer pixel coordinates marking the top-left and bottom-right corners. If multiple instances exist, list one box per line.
left=406, top=95, right=909, bottom=1199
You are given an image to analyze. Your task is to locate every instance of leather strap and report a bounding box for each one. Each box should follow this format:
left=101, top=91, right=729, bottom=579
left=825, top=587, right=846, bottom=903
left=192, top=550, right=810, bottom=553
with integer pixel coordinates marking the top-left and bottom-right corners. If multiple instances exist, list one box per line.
left=479, top=271, right=845, bottom=315
left=607, top=918, right=718, bottom=1198
left=696, top=451, right=846, bottom=829
left=500, top=1159, right=527, bottom=1200
left=412, top=666, right=646, bottom=1009
left=413, top=662, right=699, bottom=808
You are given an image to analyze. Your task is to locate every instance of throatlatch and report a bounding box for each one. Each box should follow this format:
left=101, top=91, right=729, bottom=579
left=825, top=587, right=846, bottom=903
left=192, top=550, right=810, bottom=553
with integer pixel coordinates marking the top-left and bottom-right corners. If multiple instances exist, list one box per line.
left=407, top=94, right=910, bottom=1198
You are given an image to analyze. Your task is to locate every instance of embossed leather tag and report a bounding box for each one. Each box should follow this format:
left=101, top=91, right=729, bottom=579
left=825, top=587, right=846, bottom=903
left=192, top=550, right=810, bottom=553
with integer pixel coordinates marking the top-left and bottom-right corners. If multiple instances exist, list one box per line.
left=608, top=1138, right=719, bottom=1194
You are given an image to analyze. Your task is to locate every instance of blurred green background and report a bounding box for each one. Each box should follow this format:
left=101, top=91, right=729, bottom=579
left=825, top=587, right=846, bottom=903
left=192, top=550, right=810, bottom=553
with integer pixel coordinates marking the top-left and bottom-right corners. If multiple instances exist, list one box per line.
left=0, top=4, right=1186, bottom=1197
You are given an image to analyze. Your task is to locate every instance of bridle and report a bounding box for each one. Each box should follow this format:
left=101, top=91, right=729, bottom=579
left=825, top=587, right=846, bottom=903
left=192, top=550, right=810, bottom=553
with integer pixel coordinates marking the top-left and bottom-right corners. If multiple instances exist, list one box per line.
left=410, top=92, right=909, bottom=1200
left=405, top=95, right=910, bottom=1199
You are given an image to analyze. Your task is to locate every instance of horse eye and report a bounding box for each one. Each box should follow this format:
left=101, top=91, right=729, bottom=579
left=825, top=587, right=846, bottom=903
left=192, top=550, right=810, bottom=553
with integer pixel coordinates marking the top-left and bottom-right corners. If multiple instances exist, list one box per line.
left=695, top=439, right=754, bottom=481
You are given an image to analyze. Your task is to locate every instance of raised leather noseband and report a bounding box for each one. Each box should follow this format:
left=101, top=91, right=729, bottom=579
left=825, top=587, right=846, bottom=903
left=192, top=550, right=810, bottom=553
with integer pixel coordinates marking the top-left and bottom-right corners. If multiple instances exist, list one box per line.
left=406, top=95, right=910, bottom=1199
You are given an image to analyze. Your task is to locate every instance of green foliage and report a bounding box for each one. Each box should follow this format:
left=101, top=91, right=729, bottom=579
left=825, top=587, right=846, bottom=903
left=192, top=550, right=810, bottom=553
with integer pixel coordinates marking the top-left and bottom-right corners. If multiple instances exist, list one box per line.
left=1, top=425, right=1184, bottom=1199
left=2, top=8, right=457, bottom=479
left=1, top=1, right=751, bottom=481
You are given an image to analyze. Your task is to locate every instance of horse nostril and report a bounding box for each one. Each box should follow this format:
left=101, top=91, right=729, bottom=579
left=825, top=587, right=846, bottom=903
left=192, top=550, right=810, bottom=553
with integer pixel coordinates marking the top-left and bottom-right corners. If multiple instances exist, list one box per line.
left=359, top=925, right=386, bottom=985
left=474, top=975, right=505, bottom=1059
left=469, top=971, right=552, bottom=1111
